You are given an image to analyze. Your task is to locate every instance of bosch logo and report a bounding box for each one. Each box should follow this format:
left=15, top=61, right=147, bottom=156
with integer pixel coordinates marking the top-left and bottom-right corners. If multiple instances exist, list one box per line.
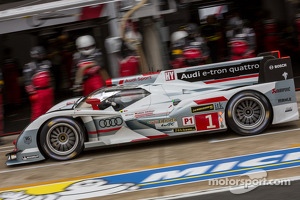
left=269, top=63, right=287, bottom=70
left=274, top=63, right=287, bottom=68
left=99, top=117, right=123, bottom=128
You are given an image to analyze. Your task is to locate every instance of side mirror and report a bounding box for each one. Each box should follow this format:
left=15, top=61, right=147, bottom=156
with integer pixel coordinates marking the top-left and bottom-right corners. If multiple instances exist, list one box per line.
left=86, top=98, right=101, bottom=110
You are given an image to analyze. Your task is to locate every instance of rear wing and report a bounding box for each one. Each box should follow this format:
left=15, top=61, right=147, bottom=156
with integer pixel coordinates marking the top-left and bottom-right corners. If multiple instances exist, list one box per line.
left=106, top=51, right=294, bottom=87
left=257, top=51, right=294, bottom=83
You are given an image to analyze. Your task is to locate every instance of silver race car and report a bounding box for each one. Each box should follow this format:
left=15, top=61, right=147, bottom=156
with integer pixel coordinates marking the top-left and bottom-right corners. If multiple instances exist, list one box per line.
left=6, top=51, right=299, bottom=165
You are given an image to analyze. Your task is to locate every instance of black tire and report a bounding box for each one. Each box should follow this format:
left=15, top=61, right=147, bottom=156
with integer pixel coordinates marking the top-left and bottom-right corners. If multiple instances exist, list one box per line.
left=39, top=118, right=85, bottom=161
left=225, top=91, right=272, bottom=136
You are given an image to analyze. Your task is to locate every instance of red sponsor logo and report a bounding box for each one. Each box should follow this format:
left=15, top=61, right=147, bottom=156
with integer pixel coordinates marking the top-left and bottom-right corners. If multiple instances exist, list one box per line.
left=165, top=71, right=175, bottom=81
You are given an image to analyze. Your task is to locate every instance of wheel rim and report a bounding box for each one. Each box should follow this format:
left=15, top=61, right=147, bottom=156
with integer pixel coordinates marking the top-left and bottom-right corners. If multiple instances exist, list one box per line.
left=232, top=96, right=266, bottom=130
left=46, top=123, right=79, bottom=156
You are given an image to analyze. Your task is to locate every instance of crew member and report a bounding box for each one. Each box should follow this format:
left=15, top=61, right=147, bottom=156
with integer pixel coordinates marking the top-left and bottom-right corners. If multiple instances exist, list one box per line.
left=72, top=35, right=109, bottom=96
left=0, top=68, right=3, bottom=145
left=119, top=40, right=139, bottom=77
left=226, top=19, right=256, bottom=60
left=23, top=46, right=54, bottom=121
left=2, top=47, right=22, bottom=109
left=200, top=15, right=222, bottom=63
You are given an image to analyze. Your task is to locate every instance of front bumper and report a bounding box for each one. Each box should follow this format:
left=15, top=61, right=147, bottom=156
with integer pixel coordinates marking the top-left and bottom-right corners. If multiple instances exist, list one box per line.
left=6, top=148, right=46, bottom=166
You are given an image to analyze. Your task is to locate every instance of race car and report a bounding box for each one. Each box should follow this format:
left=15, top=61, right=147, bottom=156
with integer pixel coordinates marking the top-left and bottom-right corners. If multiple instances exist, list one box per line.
left=6, top=51, right=299, bottom=166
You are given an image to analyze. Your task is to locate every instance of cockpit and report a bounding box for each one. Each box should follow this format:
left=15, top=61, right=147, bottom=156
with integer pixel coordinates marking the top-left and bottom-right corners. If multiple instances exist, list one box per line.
left=77, top=86, right=150, bottom=111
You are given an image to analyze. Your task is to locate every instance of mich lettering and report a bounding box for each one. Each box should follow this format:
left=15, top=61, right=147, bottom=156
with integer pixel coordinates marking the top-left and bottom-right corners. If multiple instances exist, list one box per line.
left=141, top=150, right=300, bottom=183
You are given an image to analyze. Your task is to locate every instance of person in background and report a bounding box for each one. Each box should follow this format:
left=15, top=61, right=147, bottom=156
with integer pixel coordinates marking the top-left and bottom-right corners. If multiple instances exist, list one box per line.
left=72, top=35, right=110, bottom=96
left=0, top=68, right=3, bottom=145
left=200, top=15, right=223, bottom=63
left=23, top=46, right=54, bottom=121
left=119, top=40, right=139, bottom=77
left=2, top=47, right=22, bottom=111
left=47, top=38, right=63, bottom=96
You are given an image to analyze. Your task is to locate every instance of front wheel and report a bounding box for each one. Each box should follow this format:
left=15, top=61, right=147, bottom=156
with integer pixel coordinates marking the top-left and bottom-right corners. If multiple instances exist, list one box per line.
left=39, top=118, right=85, bottom=161
left=226, top=91, right=272, bottom=136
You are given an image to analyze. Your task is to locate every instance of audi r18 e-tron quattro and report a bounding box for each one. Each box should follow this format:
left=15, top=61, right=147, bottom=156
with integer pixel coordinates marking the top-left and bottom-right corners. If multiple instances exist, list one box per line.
left=6, top=51, right=299, bottom=166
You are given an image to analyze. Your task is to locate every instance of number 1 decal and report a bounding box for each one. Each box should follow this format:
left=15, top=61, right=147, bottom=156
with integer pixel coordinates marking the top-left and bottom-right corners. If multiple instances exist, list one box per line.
left=205, top=114, right=216, bottom=128
left=195, top=113, right=219, bottom=131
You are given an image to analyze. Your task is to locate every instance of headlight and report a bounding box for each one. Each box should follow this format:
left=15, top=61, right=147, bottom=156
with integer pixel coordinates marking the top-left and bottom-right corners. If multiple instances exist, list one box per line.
left=6, top=151, right=19, bottom=160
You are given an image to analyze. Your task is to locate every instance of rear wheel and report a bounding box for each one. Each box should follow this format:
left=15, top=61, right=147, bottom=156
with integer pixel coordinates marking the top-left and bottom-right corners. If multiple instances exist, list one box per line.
left=39, top=118, right=85, bottom=161
left=226, top=91, right=272, bottom=136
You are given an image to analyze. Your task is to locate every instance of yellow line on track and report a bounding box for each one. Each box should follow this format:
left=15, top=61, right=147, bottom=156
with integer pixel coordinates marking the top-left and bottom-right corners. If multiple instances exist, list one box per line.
left=0, top=161, right=187, bottom=193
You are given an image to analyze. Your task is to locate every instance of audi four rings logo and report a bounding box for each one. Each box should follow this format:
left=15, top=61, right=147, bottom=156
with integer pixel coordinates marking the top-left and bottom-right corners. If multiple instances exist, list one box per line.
left=99, top=117, right=123, bottom=128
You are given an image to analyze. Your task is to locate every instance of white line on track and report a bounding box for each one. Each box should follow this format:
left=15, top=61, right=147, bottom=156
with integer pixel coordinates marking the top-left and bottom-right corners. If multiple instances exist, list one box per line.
left=0, top=146, right=14, bottom=153
left=0, top=146, right=14, bottom=150
left=0, top=149, right=11, bottom=153
left=0, top=158, right=91, bottom=174
left=209, top=128, right=300, bottom=143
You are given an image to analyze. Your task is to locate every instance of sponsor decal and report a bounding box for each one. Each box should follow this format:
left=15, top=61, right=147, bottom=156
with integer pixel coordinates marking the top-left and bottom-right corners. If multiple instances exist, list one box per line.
left=165, top=71, right=176, bottom=81
left=182, top=117, right=195, bottom=126
left=282, top=72, right=288, bottom=80
left=24, top=136, right=32, bottom=145
left=174, top=127, right=196, bottom=132
left=285, top=107, right=293, bottom=112
left=122, top=75, right=153, bottom=84
left=147, top=120, right=159, bottom=124
left=122, top=113, right=135, bottom=121
left=147, top=118, right=176, bottom=125
left=278, top=97, right=291, bottom=103
left=191, top=104, right=214, bottom=113
left=99, top=117, right=123, bottom=128
left=155, top=122, right=178, bottom=129
left=177, top=61, right=260, bottom=82
left=214, top=102, right=224, bottom=110
left=269, top=63, right=287, bottom=70
left=159, top=118, right=176, bottom=123
left=1, top=148, right=299, bottom=199
left=271, top=87, right=290, bottom=94
left=135, top=110, right=154, bottom=118
left=22, top=155, right=39, bottom=160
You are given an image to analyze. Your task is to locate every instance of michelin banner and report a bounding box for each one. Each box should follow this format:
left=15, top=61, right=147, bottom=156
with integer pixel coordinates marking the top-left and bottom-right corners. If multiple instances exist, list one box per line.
left=1, top=147, right=299, bottom=199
